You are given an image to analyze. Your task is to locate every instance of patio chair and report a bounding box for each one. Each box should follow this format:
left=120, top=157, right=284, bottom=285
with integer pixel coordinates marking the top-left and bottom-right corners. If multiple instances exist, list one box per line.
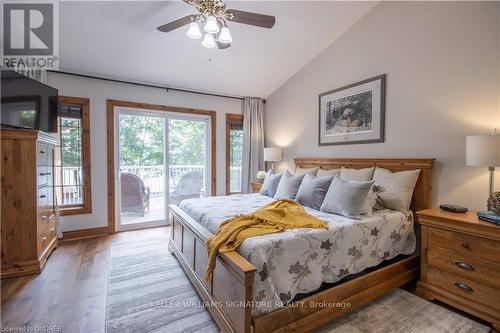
left=169, top=171, right=204, bottom=206
left=121, top=173, right=150, bottom=216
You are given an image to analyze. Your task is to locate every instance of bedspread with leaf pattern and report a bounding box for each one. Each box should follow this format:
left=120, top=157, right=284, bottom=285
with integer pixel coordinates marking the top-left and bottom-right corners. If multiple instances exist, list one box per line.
left=179, top=193, right=415, bottom=316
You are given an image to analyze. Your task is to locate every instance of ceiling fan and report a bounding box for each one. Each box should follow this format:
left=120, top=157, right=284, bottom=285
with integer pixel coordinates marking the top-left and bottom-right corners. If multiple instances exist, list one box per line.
left=157, top=0, right=276, bottom=49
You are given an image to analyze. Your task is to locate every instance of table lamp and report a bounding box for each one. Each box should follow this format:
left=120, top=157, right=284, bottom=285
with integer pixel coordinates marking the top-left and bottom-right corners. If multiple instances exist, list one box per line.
left=466, top=134, right=500, bottom=195
left=264, top=147, right=282, bottom=171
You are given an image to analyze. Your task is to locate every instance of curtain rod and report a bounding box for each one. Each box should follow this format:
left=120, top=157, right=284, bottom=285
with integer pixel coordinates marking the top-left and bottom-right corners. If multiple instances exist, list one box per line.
left=47, top=70, right=265, bottom=103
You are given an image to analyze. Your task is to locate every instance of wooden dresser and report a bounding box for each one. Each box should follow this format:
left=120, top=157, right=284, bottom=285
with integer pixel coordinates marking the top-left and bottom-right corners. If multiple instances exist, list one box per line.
left=1, top=129, right=58, bottom=279
left=251, top=182, right=262, bottom=193
left=416, top=208, right=500, bottom=330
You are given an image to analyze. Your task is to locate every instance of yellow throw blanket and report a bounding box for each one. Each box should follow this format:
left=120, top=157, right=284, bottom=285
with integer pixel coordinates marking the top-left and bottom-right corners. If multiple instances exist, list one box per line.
left=205, top=199, right=328, bottom=281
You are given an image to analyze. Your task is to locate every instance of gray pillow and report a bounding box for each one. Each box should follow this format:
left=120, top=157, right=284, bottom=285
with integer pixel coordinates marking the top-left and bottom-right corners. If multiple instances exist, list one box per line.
left=259, top=170, right=283, bottom=197
left=320, top=177, right=375, bottom=217
left=295, top=173, right=334, bottom=210
left=274, top=171, right=306, bottom=199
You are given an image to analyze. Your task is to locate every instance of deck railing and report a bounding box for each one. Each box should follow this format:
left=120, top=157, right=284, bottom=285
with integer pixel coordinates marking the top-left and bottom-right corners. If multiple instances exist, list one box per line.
left=61, top=165, right=242, bottom=202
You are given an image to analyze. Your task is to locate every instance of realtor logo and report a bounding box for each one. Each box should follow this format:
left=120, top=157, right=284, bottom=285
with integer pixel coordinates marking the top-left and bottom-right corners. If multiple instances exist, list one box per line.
left=2, top=1, right=59, bottom=69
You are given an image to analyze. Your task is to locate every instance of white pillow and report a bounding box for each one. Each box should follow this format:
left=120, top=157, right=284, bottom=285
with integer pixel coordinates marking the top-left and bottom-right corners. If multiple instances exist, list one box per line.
left=340, top=167, right=375, bottom=181
left=295, top=167, right=319, bottom=176
left=373, top=167, right=420, bottom=213
left=317, top=168, right=340, bottom=177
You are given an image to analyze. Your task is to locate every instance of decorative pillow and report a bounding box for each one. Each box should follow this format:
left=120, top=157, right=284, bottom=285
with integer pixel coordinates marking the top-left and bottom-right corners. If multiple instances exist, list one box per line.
left=339, top=167, right=375, bottom=181
left=373, top=167, right=420, bottom=213
left=316, top=168, right=340, bottom=177
left=295, top=167, right=319, bottom=176
left=320, top=177, right=375, bottom=217
left=259, top=170, right=283, bottom=197
left=295, top=174, right=334, bottom=210
left=274, top=171, right=306, bottom=199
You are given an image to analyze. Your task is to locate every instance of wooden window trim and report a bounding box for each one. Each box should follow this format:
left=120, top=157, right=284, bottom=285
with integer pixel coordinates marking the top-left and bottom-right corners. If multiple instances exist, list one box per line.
left=106, top=99, right=217, bottom=234
left=226, top=113, right=243, bottom=195
left=57, top=96, right=92, bottom=216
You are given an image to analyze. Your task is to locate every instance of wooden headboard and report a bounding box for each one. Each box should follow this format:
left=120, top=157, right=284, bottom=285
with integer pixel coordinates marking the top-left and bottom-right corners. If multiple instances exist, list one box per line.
left=294, top=158, right=434, bottom=212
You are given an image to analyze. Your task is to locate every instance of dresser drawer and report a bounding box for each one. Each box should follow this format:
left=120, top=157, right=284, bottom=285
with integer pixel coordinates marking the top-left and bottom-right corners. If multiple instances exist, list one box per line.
left=428, top=227, right=500, bottom=264
left=37, top=143, right=49, bottom=164
left=427, top=267, right=500, bottom=310
left=427, top=247, right=500, bottom=288
left=37, top=165, right=48, bottom=187
left=38, top=217, right=56, bottom=256
left=37, top=186, right=49, bottom=208
left=38, top=212, right=56, bottom=234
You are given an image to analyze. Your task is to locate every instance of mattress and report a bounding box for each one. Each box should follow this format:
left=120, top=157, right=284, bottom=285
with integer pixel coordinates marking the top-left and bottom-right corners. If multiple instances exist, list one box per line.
left=179, top=193, right=416, bottom=316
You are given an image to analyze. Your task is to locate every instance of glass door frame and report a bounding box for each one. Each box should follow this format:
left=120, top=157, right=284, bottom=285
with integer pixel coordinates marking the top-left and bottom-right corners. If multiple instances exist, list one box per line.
left=113, top=106, right=212, bottom=232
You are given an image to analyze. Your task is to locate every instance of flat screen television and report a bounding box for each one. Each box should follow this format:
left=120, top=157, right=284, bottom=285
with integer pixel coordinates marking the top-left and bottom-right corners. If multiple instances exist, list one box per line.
left=1, top=69, right=58, bottom=133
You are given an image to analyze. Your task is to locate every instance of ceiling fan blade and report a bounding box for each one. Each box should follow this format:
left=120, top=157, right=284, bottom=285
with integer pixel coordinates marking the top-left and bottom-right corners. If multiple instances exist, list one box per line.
left=226, top=9, right=275, bottom=29
left=157, top=15, right=196, bottom=33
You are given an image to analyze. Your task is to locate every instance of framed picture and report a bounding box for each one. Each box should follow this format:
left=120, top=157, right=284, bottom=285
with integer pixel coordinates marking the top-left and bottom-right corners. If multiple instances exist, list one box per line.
left=319, top=74, right=385, bottom=146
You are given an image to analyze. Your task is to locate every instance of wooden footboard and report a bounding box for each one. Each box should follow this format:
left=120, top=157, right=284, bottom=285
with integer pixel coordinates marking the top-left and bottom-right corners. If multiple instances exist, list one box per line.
left=169, top=204, right=256, bottom=333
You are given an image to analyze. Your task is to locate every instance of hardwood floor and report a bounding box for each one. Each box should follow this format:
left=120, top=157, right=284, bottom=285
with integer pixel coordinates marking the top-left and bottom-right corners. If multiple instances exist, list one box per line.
left=1, top=226, right=490, bottom=333
left=1, top=227, right=169, bottom=333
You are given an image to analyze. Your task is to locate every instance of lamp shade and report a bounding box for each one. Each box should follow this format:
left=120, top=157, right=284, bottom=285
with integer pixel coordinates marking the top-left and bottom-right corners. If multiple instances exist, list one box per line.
left=466, top=134, right=500, bottom=167
left=264, top=147, right=282, bottom=162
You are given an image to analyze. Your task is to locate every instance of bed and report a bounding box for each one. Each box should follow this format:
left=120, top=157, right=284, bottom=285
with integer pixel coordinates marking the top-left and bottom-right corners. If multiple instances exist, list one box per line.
left=168, top=158, right=434, bottom=333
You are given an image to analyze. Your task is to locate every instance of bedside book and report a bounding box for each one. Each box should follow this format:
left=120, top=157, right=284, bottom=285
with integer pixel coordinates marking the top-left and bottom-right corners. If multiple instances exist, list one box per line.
left=477, top=211, right=500, bottom=225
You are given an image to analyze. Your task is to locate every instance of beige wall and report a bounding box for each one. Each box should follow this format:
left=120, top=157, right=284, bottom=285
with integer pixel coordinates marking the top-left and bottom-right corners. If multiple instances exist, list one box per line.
left=47, top=73, right=242, bottom=232
left=265, top=1, right=500, bottom=211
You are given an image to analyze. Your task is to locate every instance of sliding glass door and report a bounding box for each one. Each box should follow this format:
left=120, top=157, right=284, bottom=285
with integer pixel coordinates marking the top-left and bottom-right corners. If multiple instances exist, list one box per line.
left=114, top=108, right=211, bottom=231
left=168, top=117, right=210, bottom=206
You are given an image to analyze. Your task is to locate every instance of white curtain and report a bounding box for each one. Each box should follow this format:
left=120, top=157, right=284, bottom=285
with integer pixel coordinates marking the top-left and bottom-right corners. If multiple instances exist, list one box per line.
left=241, top=98, right=265, bottom=193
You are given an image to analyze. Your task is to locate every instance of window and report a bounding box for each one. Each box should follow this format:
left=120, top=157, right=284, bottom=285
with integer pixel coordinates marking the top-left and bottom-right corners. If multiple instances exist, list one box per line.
left=55, top=96, right=92, bottom=215
left=226, top=114, right=243, bottom=194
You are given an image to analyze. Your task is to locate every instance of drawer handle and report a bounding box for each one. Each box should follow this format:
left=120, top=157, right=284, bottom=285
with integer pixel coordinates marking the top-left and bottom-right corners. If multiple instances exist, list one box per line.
left=461, top=242, right=470, bottom=249
left=454, top=261, right=474, bottom=271
left=454, top=282, right=473, bottom=293
left=39, top=150, right=46, bottom=154
left=50, top=228, right=55, bottom=233
left=42, top=237, right=47, bottom=242
left=39, top=173, right=46, bottom=176
left=46, top=172, right=52, bottom=175
left=41, top=215, right=47, bottom=220
left=40, top=194, right=46, bottom=198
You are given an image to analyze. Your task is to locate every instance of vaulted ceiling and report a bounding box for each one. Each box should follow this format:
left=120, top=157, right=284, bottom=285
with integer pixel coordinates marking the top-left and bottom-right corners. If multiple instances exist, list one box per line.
left=59, top=1, right=377, bottom=98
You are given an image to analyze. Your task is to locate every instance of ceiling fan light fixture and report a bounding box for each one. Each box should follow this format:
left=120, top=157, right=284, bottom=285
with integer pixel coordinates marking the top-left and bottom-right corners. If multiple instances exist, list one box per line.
left=186, top=22, right=202, bottom=39
left=218, top=26, right=232, bottom=44
left=201, top=33, right=216, bottom=48
left=204, top=15, right=220, bottom=34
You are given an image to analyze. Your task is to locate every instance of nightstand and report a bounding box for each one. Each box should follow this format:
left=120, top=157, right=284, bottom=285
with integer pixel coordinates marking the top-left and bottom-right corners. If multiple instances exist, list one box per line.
left=251, top=182, right=262, bottom=193
left=415, top=208, right=500, bottom=331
